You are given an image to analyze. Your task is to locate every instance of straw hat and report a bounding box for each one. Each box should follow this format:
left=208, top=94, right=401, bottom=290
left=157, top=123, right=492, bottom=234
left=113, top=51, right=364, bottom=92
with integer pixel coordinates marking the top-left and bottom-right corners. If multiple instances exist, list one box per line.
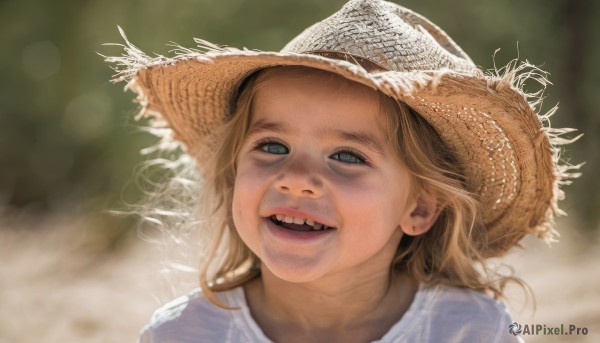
left=106, top=0, right=579, bottom=257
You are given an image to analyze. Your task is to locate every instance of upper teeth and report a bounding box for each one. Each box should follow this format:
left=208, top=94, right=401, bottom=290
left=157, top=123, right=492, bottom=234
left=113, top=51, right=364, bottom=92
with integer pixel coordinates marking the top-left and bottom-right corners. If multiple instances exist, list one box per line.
left=273, top=214, right=328, bottom=230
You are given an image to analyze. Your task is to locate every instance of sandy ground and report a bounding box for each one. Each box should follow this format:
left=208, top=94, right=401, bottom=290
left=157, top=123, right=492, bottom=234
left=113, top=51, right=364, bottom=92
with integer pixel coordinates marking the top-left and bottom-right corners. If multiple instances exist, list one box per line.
left=1, top=215, right=598, bottom=343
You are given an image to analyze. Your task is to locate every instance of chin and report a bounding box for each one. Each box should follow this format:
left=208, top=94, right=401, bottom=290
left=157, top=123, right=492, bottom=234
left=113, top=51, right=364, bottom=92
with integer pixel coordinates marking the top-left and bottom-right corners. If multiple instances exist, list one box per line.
left=260, top=253, right=331, bottom=284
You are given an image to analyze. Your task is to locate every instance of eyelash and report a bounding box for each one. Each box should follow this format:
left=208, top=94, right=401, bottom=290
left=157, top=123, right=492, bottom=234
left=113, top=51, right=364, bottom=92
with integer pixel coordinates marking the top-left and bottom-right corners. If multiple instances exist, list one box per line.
left=332, top=147, right=370, bottom=165
left=251, top=138, right=370, bottom=166
left=252, top=138, right=288, bottom=153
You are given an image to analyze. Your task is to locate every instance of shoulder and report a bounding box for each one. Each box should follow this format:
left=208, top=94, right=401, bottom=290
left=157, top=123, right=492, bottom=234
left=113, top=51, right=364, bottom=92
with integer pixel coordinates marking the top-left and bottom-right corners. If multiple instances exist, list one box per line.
left=423, top=284, right=510, bottom=321
left=390, top=284, right=522, bottom=343
left=137, top=287, right=252, bottom=343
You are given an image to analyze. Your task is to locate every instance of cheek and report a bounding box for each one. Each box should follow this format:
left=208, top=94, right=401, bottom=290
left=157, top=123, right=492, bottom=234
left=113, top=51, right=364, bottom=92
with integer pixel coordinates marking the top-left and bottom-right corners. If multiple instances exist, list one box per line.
left=231, top=176, right=258, bottom=255
left=336, top=175, right=407, bottom=236
left=231, top=168, right=266, bottom=234
left=232, top=174, right=252, bottom=225
left=336, top=176, right=406, bottom=215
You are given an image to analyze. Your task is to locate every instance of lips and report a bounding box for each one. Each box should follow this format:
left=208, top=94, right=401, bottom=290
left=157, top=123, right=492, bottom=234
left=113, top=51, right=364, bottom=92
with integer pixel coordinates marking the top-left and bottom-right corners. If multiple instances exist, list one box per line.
left=269, top=214, right=333, bottom=231
left=262, top=210, right=337, bottom=243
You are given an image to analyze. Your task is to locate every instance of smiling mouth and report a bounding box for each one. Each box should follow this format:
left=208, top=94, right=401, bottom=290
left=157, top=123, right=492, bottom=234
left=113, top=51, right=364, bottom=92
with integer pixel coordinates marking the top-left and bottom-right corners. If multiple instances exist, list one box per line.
left=269, top=215, right=335, bottom=232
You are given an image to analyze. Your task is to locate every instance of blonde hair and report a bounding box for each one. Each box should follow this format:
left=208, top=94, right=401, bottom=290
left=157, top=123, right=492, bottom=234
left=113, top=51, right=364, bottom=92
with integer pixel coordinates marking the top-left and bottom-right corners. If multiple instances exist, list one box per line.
left=379, top=96, right=522, bottom=298
left=186, top=66, right=525, bottom=306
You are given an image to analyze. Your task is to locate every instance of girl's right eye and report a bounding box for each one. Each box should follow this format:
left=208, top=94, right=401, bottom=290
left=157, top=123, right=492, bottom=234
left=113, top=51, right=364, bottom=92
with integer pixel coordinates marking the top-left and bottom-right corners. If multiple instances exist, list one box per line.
left=254, top=139, right=289, bottom=155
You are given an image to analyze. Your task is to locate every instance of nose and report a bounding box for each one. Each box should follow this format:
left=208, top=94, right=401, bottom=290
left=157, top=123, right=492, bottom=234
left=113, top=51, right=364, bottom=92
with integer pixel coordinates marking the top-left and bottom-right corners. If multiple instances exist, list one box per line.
left=273, top=155, right=324, bottom=198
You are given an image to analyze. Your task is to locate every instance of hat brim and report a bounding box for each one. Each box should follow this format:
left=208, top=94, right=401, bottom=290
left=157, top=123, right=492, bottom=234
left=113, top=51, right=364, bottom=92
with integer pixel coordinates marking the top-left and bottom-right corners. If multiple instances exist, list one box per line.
left=117, top=49, right=559, bottom=257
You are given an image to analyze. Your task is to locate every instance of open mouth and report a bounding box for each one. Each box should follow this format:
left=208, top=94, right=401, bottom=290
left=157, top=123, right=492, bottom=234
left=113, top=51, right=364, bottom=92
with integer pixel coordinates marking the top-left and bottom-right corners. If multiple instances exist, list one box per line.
left=269, top=214, right=335, bottom=232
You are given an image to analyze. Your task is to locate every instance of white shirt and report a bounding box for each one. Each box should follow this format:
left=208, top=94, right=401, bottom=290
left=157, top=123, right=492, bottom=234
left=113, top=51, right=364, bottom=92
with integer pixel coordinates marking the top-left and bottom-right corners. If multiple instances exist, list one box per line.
left=138, top=283, right=523, bottom=342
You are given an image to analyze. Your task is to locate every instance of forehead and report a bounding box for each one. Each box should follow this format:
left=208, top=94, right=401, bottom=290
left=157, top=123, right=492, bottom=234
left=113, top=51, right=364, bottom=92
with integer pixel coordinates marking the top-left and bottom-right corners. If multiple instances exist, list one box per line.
left=250, top=67, right=389, bottom=131
left=254, top=67, right=378, bottom=101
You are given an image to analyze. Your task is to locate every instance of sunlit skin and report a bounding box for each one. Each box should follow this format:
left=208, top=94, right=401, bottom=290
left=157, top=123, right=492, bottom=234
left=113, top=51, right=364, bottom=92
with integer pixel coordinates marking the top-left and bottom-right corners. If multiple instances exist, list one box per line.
left=232, top=70, right=441, bottom=342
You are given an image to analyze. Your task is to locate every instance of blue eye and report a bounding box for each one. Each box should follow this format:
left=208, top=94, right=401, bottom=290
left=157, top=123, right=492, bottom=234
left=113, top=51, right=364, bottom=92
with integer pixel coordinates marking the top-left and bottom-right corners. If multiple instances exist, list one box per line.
left=331, top=150, right=366, bottom=164
left=259, top=142, right=289, bottom=154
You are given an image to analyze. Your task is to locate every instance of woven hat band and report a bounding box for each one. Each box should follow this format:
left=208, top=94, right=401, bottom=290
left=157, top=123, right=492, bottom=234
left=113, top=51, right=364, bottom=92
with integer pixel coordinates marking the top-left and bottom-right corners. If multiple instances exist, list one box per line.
left=305, top=51, right=388, bottom=72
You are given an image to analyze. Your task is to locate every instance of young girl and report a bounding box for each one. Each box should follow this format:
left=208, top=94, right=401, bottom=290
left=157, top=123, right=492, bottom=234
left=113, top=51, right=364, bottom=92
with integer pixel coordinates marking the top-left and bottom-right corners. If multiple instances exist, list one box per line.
left=107, top=0, right=579, bottom=342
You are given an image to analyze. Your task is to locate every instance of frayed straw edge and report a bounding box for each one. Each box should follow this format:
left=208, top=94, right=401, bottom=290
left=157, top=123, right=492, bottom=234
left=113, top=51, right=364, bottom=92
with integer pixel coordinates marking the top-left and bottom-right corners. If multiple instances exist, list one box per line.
left=101, top=27, right=249, bottom=148
left=102, top=26, right=225, bottom=83
left=485, top=54, right=583, bottom=245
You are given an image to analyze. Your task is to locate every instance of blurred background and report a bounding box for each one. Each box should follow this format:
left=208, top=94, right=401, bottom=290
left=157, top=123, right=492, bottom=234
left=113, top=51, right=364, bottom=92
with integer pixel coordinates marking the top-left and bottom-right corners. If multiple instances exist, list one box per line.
left=0, top=0, right=598, bottom=342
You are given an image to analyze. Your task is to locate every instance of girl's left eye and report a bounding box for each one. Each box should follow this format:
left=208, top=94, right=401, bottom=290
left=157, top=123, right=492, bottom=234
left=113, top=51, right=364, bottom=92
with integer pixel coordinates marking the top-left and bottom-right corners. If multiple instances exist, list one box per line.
left=254, top=139, right=289, bottom=154
left=330, top=149, right=367, bottom=165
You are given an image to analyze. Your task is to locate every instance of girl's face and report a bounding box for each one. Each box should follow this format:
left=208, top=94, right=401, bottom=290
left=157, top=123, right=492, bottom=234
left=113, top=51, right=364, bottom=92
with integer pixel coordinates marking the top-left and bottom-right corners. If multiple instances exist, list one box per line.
left=232, top=70, right=416, bottom=283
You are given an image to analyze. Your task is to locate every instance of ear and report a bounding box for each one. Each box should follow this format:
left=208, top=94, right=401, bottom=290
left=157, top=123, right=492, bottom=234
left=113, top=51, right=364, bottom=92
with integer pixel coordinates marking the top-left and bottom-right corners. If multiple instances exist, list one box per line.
left=399, top=194, right=442, bottom=237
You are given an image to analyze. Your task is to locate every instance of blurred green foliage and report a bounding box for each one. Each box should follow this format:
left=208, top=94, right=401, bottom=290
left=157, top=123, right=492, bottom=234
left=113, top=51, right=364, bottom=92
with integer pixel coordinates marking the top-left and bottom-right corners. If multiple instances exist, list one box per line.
left=0, top=0, right=598, bottom=231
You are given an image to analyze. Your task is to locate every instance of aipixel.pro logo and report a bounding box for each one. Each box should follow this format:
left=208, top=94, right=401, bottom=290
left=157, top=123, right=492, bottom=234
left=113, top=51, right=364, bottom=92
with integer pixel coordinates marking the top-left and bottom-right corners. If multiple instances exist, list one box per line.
left=509, top=322, right=522, bottom=335
left=509, top=321, right=589, bottom=336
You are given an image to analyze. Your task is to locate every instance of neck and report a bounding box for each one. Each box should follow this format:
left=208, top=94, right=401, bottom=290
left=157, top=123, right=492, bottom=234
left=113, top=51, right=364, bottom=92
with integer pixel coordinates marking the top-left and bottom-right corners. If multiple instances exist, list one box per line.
left=244, top=266, right=418, bottom=343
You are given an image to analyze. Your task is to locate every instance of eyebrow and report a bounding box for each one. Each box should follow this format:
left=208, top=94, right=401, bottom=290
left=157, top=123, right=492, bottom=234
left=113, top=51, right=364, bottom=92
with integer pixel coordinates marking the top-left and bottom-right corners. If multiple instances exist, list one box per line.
left=319, top=127, right=385, bottom=156
left=247, top=119, right=294, bottom=137
left=247, top=119, right=385, bottom=156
